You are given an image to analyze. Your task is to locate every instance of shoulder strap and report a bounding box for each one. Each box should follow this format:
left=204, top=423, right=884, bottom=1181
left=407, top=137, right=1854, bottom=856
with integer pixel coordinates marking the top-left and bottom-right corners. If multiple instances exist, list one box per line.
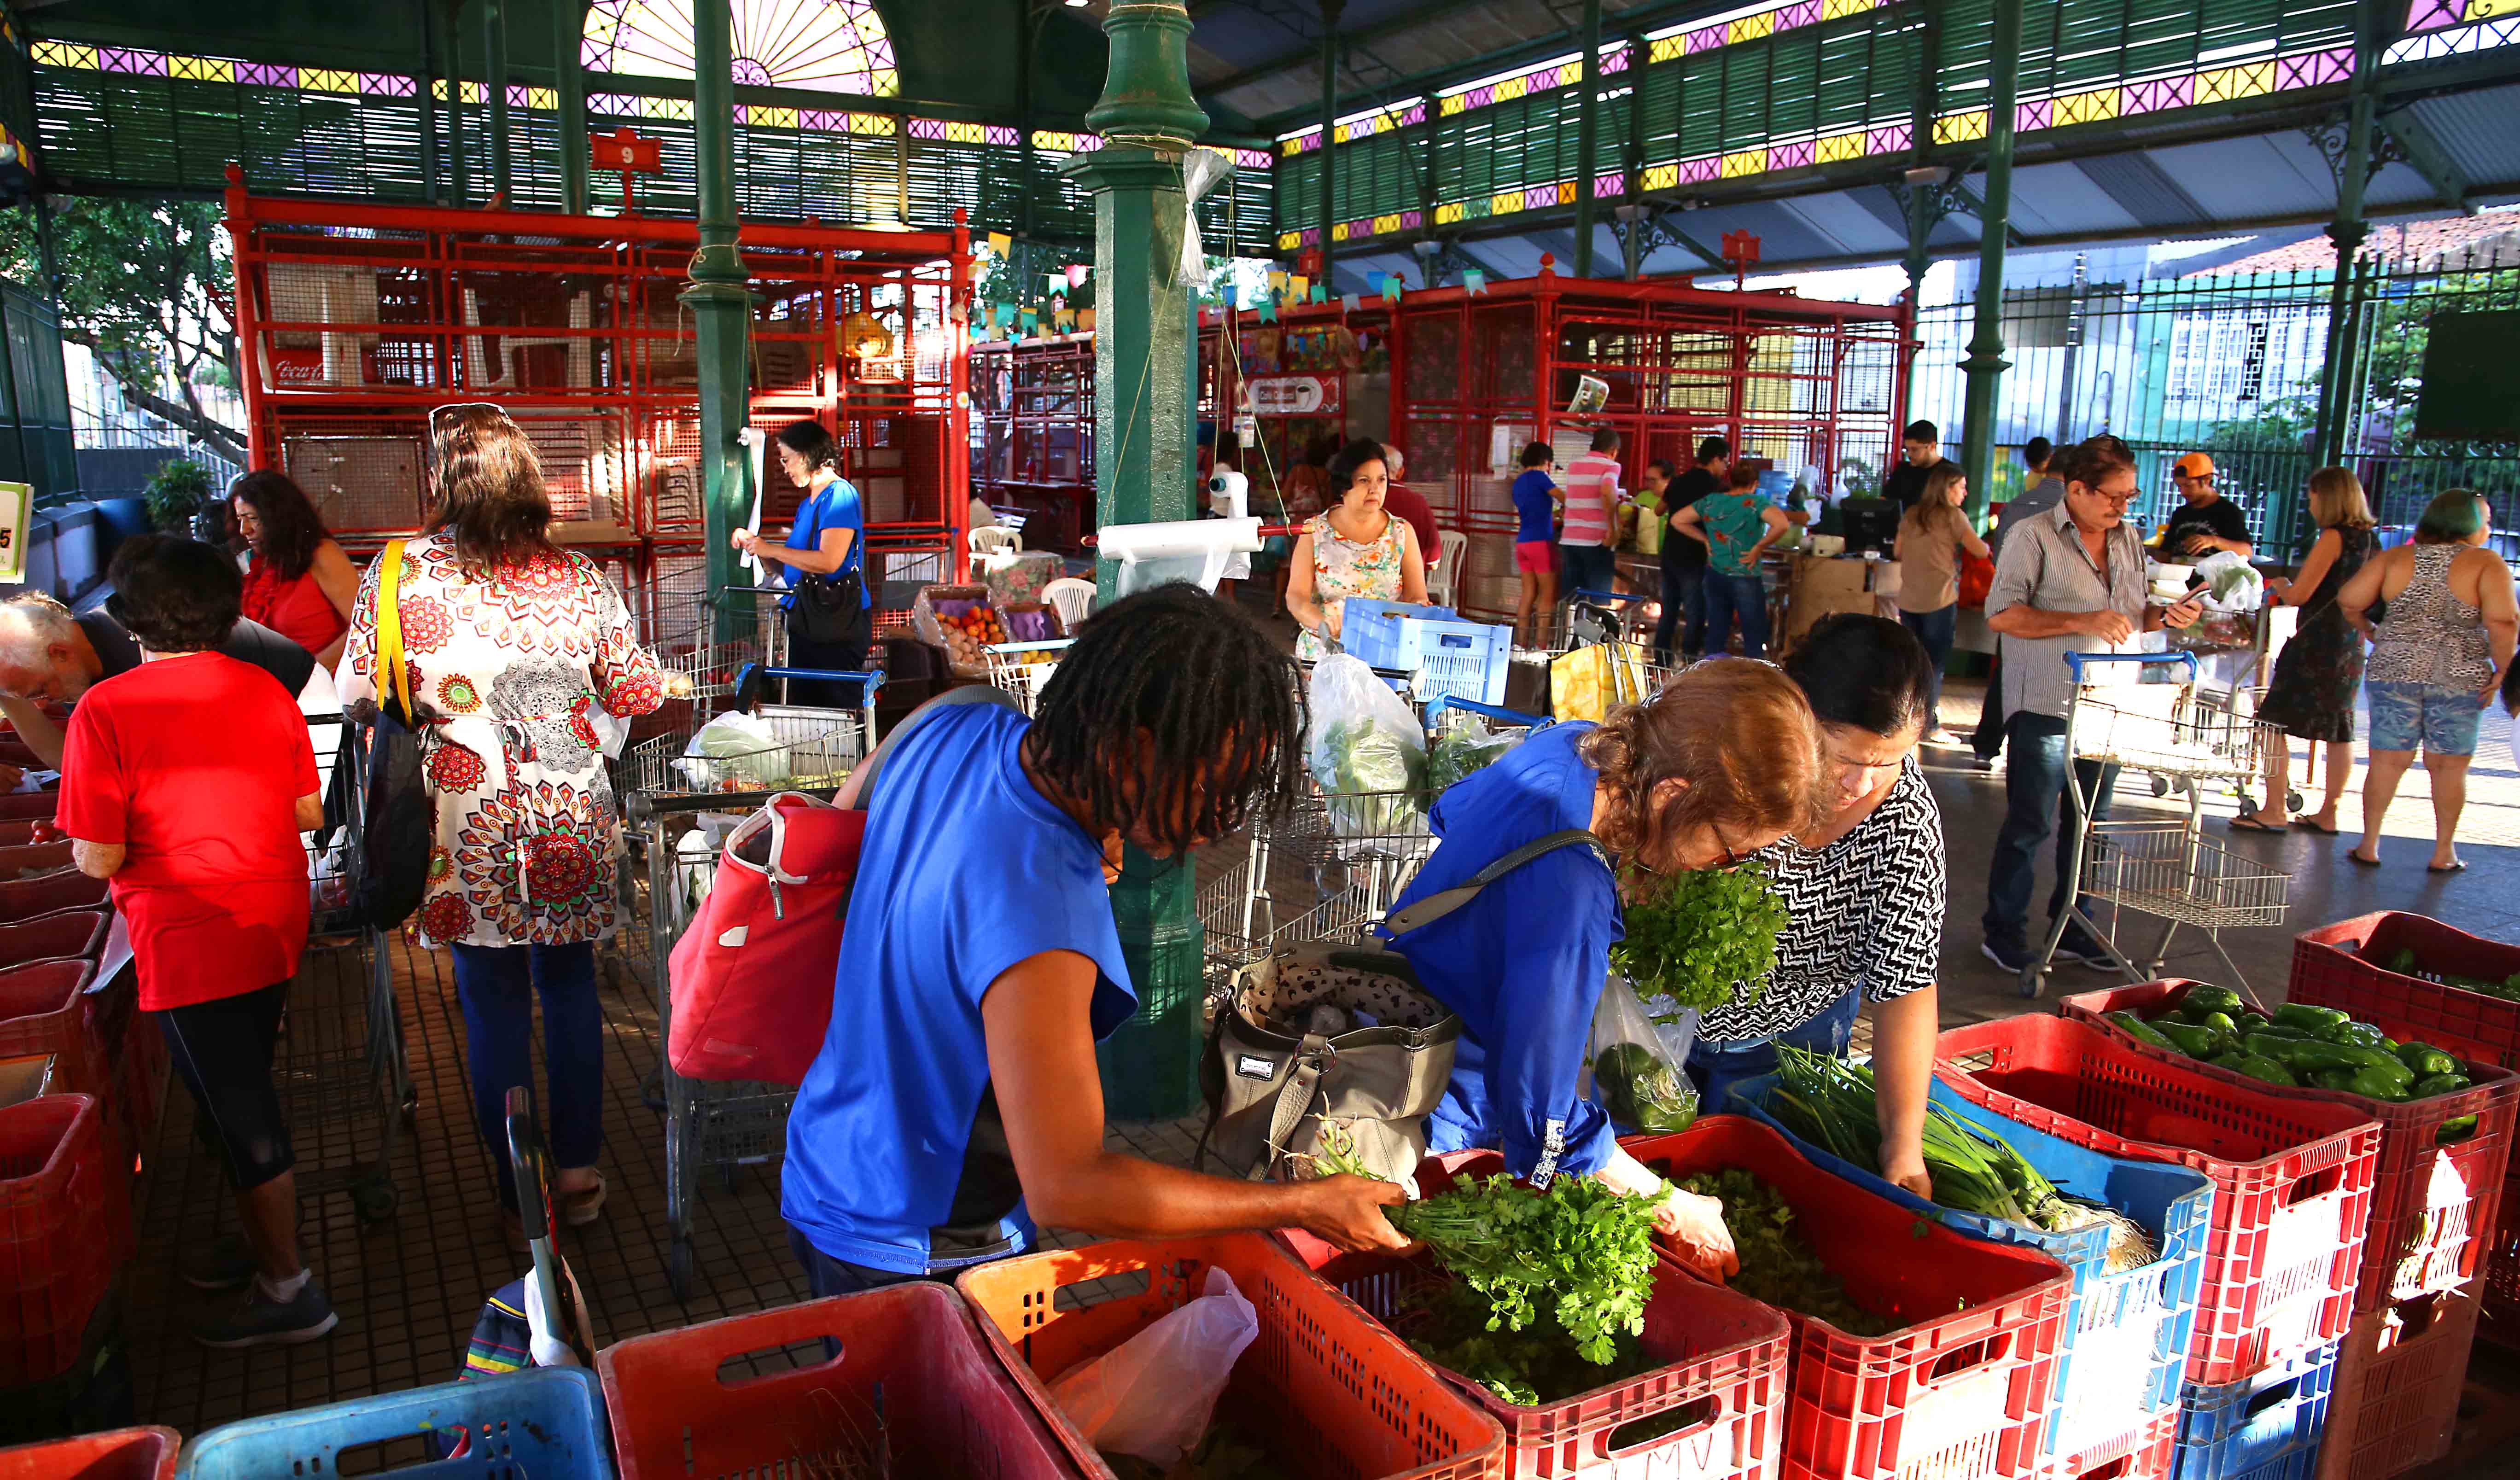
left=376, top=539, right=413, bottom=723
left=846, top=684, right=1021, bottom=814
left=1381, top=827, right=1608, bottom=939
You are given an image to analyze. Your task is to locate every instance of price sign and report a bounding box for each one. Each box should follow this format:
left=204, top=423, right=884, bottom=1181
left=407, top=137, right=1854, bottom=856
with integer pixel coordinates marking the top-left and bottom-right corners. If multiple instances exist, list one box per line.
left=0, top=482, right=28, bottom=584
left=590, top=128, right=661, bottom=174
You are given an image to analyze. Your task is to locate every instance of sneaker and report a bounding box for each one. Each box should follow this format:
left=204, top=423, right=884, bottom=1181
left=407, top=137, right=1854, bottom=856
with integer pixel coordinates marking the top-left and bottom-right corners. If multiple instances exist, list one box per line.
left=2054, top=928, right=2118, bottom=969
left=194, top=1278, right=338, bottom=1349
left=179, top=1235, right=257, bottom=1292
left=1924, top=728, right=1962, bottom=747
left=1981, top=939, right=2036, bottom=973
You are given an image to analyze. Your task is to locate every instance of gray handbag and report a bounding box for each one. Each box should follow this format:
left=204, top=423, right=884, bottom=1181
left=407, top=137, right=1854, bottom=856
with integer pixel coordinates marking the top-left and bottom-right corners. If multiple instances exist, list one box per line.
left=1196, top=828, right=1607, bottom=1192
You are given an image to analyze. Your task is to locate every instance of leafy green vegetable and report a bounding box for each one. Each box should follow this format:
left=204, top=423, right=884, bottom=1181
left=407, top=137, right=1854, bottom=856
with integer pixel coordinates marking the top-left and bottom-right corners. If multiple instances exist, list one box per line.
left=1677, top=1166, right=1893, bottom=1336
left=1389, top=1174, right=1661, bottom=1366
left=1609, top=862, right=1788, bottom=1017
left=1315, top=718, right=1426, bottom=836
left=1427, top=717, right=1522, bottom=792
left=1398, top=1277, right=1663, bottom=1406
left=1595, top=1042, right=1698, bottom=1132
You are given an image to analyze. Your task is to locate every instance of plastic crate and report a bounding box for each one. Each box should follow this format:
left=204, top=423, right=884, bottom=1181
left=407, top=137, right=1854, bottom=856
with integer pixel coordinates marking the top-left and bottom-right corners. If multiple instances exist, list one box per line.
left=2311, top=1287, right=2478, bottom=1480
left=600, top=1282, right=1081, bottom=1480
left=1622, top=1117, right=2074, bottom=1480
left=957, top=1231, right=1507, bottom=1480
left=2490, top=1158, right=2520, bottom=1348
left=0, top=962, right=107, bottom=1112
left=1934, top=1015, right=2377, bottom=1386
left=0, top=799, right=54, bottom=825
left=1341, top=598, right=1462, bottom=667
left=0, top=877, right=104, bottom=927
left=2290, top=914, right=2520, bottom=1072
left=1286, top=1148, right=1789, bottom=1480
left=176, top=1368, right=611, bottom=1480
left=2170, top=1340, right=2334, bottom=1480
left=2054, top=1406, right=2177, bottom=1480
left=0, top=912, right=107, bottom=970
left=0, top=1426, right=177, bottom=1479
left=2062, top=978, right=2520, bottom=1312
left=0, top=1287, right=130, bottom=1447
left=1730, top=1073, right=2212, bottom=1464
left=0, top=1096, right=129, bottom=1390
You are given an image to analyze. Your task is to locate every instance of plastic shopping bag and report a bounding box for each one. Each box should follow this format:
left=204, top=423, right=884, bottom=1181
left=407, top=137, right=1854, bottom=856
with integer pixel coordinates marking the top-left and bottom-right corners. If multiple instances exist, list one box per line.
left=678, top=711, right=788, bottom=789
left=1550, top=643, right=1648, bottom=723
left=2192, top=550, right=2264, bottom=612
left=1306, top=655, right=1427, bottom=839
left=1426, top=708, right=1528, bottom=793
left=1047, top=1267, right=1259, bottom=1469
left=1584, top=975, right=1699, bottom=1133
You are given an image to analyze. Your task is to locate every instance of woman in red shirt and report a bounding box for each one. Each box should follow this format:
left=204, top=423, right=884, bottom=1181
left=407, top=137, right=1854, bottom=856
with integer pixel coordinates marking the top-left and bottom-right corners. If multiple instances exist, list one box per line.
left=60, top=534, right=333, bottom=1349
left=230, top=471, right=359, bottom=668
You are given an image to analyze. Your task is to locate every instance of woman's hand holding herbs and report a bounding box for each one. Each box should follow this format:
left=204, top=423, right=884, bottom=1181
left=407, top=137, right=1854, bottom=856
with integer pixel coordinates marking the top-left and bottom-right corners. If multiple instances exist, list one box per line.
left=1655, top=1184, right=1739, bottom=1280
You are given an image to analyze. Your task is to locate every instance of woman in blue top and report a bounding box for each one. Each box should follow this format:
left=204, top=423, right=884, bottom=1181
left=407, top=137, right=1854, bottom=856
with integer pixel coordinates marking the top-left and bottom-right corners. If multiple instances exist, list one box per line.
left=780, top=584, right=1409, bottom=1294
left=1382, top=658, right=1829, bottom=1277
left=732, top=419, right=871, bottom=707
left=1510, top=441, right=1560, bottom=641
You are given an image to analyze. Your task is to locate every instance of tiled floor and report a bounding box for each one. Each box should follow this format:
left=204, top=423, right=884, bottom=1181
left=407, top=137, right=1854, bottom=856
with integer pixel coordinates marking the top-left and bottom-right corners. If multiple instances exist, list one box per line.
left=115, top=673, right=2520, bottom=1465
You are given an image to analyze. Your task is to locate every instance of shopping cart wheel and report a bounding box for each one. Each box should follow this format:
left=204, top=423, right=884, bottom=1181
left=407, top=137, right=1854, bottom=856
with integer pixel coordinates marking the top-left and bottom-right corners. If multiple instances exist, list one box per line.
left=353, top=1176, right=400, bottom=1224
left=2287, top=789, right=2304, bottom=813
left=2017, top=966, right=2046, bottom=1000
left=667, top=1236, right=694, bottom=1301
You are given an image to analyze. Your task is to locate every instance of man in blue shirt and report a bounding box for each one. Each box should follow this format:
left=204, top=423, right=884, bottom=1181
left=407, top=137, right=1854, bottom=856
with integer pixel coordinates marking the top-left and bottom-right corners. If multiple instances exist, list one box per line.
left=780, top=585, right=1408, bottom=1292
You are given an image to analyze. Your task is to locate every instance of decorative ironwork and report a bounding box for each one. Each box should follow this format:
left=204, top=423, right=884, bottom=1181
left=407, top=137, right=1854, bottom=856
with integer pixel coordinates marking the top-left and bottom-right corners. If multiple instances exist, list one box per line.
left=581, top=0, right=898, bottom=97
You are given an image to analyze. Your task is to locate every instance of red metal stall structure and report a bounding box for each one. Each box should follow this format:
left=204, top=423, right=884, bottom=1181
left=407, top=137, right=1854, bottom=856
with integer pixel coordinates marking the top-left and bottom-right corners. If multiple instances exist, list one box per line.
left=224, top=167, right=973, bottom=653
left=1198, top=259, right=1911, bottom=620
left=967, top=334, right=1094, bottom=557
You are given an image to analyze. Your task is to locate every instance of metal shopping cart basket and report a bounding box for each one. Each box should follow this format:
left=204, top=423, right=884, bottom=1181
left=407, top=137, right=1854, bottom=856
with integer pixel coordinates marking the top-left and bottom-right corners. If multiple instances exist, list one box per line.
left=1527, top=588, right=1680, bottom=708
left=983, top=639, right=1071, bottom=716
left=2018, top=650, right=2291, bottom=1000
left=620, top=667, right=881, bottom=1299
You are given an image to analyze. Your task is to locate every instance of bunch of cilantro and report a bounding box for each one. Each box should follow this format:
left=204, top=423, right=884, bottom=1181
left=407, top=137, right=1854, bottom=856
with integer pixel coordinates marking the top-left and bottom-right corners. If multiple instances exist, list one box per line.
left=1609, top=861, right=1789, bottom=1019
left=1391, top=1173, right=1661, bottom=1378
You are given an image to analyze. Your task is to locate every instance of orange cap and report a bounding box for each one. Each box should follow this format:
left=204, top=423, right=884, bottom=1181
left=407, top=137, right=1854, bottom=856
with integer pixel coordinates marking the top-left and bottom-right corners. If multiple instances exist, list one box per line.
left=2174, top=452, right=2216, bottom=479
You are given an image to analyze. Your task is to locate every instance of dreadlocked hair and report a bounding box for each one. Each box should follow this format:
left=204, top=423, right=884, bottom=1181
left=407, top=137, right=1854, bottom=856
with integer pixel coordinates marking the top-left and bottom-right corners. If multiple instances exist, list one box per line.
left=1579, top=657, right=1830, bottom=879
left=1027, top=582, right=1306, bottom=856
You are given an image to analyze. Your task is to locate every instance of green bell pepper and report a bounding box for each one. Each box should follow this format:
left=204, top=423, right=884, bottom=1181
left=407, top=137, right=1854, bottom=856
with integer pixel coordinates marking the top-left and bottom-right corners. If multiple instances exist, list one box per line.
left=2246, top=1035, right=2414, bottom=1087
left=2217, top=1052, right=2298, bottom=1087
left=2318, top=1019, right=2389, bottom=1049
left=2154, top=1020, right=2222, bottom=1059
left=2181, top=985, right=2247, bottom=1018
left=2198, top=1011, right=2241, bottom=1047
left=2272, top=1002, right=2351, bottom=1036
left=2109, top=1011, right=2182, bottom=1053
left=2409, top=1072, right=2473, bottom=1100
left=2236, top=1011, right=2271, bottom=1035
left=2386, top=947, right=2420, bottom=974
left=2438, top=1114, right=2480, bottom=1145
left=2397, top=1042, right=2462, bottom=1079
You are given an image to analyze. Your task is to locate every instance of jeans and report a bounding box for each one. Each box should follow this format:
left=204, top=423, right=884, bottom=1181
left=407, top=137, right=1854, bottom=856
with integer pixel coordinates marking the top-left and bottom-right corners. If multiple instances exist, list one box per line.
left=1653, top=565, right=1705, bottom=665
left=1899, top=603, right=1958, bottom=723
left=1972, top=652, right=2007, bottom=760
left=1700, top=571, right=1770, bottom=659
left=785, top=628, right=869, bottom=710
left=1981, top=712, right=2120, bottom=951
left=1560, top=543, right=1617, bottom=597
left=787, top=1226, right=929, bottom=1299
left=450, top=941, right=603, bottom=1212
left=1684, top=990, right=1863, bottom=1118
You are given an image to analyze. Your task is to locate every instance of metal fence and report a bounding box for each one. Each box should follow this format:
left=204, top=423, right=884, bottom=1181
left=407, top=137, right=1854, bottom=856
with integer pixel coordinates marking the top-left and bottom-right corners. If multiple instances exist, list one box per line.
left=1913, top=241, right=2520, bottom=559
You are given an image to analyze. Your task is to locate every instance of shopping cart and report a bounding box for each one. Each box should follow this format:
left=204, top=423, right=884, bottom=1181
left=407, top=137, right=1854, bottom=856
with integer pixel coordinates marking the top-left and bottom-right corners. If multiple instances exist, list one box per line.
left=1525, top=588, right=1678, bottom=710
left=2162, top=601, right=2304, bottom=815
left=621, top=667, right=881, bottom=1299
left=982, top=639, right=1072, bottom=716
left=2019, top=650, right=2291, bottom=1000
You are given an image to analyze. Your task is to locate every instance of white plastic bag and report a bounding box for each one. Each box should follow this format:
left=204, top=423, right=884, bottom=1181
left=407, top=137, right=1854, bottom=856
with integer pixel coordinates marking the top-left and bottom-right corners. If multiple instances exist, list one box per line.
left=1585, top=975, right=1699, bottom=1133
left=1047, top=1267, right=1258, bottom=1468
left=1306, top=655, right=1427, bottom=839
left=2192, top=550, right=2263, bottom=612
left=678, top=711, right=787, bottom=789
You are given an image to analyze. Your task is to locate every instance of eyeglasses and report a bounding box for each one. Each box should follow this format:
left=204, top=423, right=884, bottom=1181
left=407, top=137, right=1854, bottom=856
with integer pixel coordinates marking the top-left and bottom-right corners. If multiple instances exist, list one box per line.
left=1709, top=825, right=1755, bottom=870
left=2077, top=487, right=2139, bottom=506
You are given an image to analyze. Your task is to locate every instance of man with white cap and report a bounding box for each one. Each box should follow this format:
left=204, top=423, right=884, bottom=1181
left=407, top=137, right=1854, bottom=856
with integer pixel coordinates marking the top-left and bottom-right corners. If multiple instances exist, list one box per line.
left=2156, top=452, right=2253, bottom=563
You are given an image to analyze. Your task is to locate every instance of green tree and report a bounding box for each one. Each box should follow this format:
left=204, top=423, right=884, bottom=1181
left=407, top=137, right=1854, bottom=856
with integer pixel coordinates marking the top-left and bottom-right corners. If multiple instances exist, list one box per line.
left=0, top=199, right=244, bottom=462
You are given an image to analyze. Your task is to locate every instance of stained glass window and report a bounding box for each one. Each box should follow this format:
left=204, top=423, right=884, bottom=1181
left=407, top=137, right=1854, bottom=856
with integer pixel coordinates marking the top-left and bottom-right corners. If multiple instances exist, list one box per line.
left=583, top=0, right=899, bottom=97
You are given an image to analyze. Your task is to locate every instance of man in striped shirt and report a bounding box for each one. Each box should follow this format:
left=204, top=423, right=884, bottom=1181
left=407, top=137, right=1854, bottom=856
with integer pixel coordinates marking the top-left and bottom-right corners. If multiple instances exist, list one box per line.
left=1558, top=427, right=1626, bottom=598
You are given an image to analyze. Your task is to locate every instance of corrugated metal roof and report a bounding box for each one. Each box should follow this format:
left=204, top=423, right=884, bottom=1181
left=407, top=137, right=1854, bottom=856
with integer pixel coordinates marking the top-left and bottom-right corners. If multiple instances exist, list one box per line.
left=2401, top=83, right=2520, bottom=190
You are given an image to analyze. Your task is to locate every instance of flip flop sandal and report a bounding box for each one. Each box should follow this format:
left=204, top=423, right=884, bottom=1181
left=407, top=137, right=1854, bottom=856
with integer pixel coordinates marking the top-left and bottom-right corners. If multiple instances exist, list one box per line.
left=2226, top=815, right=2285, bottom=833
left=2289, top=818, right=2341, bottom=835
left=2348, top=852, right=2383, bottom=868
left=560, top=1171, right=608, bottom=1227
left=2429, top=861, right=2467, bottom=874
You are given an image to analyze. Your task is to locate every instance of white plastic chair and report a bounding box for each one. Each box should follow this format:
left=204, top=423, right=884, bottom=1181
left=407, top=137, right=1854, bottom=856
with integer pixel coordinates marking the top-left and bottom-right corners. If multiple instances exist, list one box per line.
left=968, top=526, right=1023, bottom=558
left=1043, top=577, right=1097, bottom=632
left=1425, top=529, right=1470, bottom=608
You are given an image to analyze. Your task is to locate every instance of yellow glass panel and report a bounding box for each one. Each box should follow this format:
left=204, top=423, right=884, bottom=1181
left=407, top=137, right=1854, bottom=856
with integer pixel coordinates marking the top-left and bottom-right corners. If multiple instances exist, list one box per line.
left=171, top=55, right=236, bottom=83
left=1279, top=232, right=1303, bottom=250
left=1491, top=190, right=1524, bottom=214
left=1934, top=109, right=1988, bottom=144
left=1435, top=201, right=1465, bottom=224
left=1821, top=0, right=1872, bottom=19
left=1440, top=94, right=1466, bottom=117
left=1815, top=130, right=1864, bottom=163
left=2056, top=87, right=2119, bottom=124
left=1729, top=13, right=1775, bottom=43
left=1640, top=162, right=1678, bottom=191
left=1721, top=149, right=1766, bottom=178
left=1373, top=214, right=1401, bottom=233
left=1333, top=222, right=1351, bottom=241
left=759, top=105, right=799, bottom=128
left=1649, top=36, right=1685, bottom=64
left=303, top=69, right=358, bottom=94
left=1495, top=76, right=1527, bottom=101
left=527, top=86, right=558, bottom=111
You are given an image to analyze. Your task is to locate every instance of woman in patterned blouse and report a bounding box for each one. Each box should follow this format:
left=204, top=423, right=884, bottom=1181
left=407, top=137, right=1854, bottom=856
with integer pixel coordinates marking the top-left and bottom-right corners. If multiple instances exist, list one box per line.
left=340, top=405, right=677, bottom=1229
left=1687, top=614, right=1946, bottom=1198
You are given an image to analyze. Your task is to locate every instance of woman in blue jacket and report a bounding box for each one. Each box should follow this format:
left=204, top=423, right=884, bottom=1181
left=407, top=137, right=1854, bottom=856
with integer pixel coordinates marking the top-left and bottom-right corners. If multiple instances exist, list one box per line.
left=1382, top=659, right=1830, bottom=1277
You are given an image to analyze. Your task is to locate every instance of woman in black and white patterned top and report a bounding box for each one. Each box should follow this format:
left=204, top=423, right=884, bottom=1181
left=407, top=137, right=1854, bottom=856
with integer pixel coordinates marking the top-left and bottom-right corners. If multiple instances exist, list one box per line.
left=1686, top=615, right=1946, bottom=1198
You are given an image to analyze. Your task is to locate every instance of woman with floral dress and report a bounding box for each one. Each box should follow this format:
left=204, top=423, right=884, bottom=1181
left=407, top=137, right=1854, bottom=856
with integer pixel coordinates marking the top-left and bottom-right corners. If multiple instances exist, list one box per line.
left=339, top=405, right=673, bottom=1229
left=1286, top=438, right=1428, bottom=661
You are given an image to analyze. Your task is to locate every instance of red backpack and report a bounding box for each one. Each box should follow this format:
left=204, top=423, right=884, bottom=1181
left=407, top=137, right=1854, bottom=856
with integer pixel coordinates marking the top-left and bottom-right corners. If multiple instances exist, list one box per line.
left=665, top=688, right=1016, bottom=1084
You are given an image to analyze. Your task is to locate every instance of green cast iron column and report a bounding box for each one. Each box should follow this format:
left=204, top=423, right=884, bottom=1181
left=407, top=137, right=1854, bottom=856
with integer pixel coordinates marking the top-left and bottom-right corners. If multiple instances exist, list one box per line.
left=1572, top=0, right=1601, bottom=278
left=483, top=0, right=511, bottom=199
left=448, top=0, right=471, bottom=205
left=418, top=0, right=441, bottom=203
left=1956, top=0, right=2022, bottom=521
left=1317, top=1, right=1340, bottom=280
left=682, top=0, right=756, bottom=640
left=556, top=0, right=589, bottom=214
left=1065, top=0, right=1210, bottom=1120
left=2314, top=16, right=2382, bottom=469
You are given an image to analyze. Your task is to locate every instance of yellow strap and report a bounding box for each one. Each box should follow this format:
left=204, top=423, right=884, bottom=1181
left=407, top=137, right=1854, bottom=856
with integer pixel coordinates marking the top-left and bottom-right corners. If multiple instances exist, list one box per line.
left=376, top=538, right=412, bottom=720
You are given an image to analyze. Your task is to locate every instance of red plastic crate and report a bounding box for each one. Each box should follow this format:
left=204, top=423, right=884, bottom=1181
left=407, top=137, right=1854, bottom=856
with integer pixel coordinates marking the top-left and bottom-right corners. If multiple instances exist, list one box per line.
left=0, top=845, right=71, bottom=880
left=0, top=798, right=55, bottom=824
left=1934, top=1015, right=2378, bottom=1386
left=0, top=910, right=107, bottom=971
left=0, top=876, right=104, bottom=926
left=2292, top=914, right=2520, bottom=1072
left=0, top=961, right=107, bottom=1110
left=600, top=1282, right=1082, bottom=1480
left=0, top=823, right=48, bottom=850
left=0, top=1425, right=177, bottom=1478
left=2048, top=1405, right=2175, bottom=1480
left=957, top=1232, right=1508, bottom=1480
left=1286, top=1148, right=1790, bottom=1480
left=0, top=1096, right=131, bottom=1389
left=2312, top=1286, right=2479, bottom=1480
left=2063, top=979, right=2520, bottom=1312
left=1622, top=1117, right=2073, bottom=1480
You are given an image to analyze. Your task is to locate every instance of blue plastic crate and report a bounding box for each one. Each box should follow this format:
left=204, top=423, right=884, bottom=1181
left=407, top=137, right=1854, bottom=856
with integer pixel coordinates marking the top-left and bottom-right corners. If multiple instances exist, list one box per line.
left=1733, top=1072, right=2214, bottom=1463
left=2171, top=1340, right=2335, bottom=1480
left=176, top=1368, right=612, bottom=1480
left=1338, top=600, right=1458, bottom=670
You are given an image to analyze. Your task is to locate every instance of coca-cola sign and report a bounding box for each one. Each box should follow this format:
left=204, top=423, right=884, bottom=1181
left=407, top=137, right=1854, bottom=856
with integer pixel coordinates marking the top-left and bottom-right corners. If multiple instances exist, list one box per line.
left=1245, top=373, right=1340, bottom=417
